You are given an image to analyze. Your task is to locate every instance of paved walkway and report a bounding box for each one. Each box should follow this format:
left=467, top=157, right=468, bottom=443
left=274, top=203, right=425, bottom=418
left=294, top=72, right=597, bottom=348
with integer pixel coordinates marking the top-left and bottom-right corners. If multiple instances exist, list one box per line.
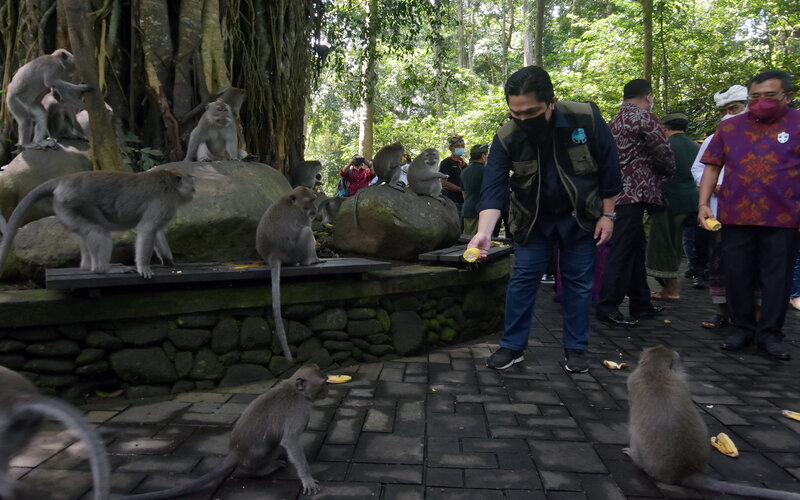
left=11, top=273, right=800, bottom=499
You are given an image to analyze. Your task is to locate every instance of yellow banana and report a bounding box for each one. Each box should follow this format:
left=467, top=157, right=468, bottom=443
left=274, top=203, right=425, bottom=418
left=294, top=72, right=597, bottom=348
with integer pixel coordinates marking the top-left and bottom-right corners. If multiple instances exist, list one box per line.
left=782, top=409, right=800, bottom=421
left=326, top=374, right=352, bottom=384
left=710, top=432, right=739, bottom=457
left=603, top=360, right=628, bottom=370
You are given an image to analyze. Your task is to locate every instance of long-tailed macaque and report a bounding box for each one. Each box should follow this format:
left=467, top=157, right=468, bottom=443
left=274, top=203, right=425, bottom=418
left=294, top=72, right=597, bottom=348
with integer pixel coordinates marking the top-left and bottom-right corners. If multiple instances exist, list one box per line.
left=627, top=345, right=800, bottom=499
left=41, top=89, right=85, bottom=140
left=6, top=49, right=90, bottom=148
left=318, top=197, right=345, bottom=227
left=255, top=187, right=320, bottom=362
left=184, top=100, right=243, bottom=162
left=76, top=100, right=113, bottom=138
left=122, top=364, right=328, bottom=499
left=0, top=168, right=195, bottom=279
left=290, top=160, right=323, bottom=190
left=0, top=366, right=110, bottom=500
left=371, top=142, right=405, bottom=190
left=407, top=148, right=447, bottom=200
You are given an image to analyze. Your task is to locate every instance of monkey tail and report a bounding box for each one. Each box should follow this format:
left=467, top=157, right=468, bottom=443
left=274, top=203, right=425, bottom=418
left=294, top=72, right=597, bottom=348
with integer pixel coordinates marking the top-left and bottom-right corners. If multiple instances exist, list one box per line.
left=271, top=260, right=294, bottom=361
left=14, top=396, right=111, bottom=500
left=0, top=178, right=59, bottom=277
left=122, top=455, right=237, bottom=499
left=682, top=473, right=800, bottom=499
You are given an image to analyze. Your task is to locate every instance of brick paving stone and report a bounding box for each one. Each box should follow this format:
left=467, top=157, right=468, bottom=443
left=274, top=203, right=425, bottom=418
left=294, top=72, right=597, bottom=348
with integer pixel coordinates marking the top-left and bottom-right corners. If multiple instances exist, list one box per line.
left=426, top=413, right=488, bottom=438
left=353, top=434, right=423, bottom=464
left=108, top=400, right=191, bottom=424
left=424, top=487, right=505, bottom=499
left=425, top=467, right=463, bottom=487
left=428, top=451, right=496, bottom=468
left=363, top=408, right=394, bottom=432
left=528, top=440, right=607, bottom=473
left=382, top=483, right=424, bottom=500
left=345, top=463, right=422, bottom=484
left=375, top=381, right=426, bottom=399
left=463, top=468, right=542, bottom=489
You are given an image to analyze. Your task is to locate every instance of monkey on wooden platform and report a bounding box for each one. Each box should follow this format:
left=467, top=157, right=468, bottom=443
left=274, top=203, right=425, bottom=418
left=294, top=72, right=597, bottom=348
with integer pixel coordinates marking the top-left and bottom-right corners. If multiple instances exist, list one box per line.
left=0, top=366, right=110, bottom=500
left=627, top=345, right=800, bottom=499
left=122, top=364, right=328, bottom=498
left=0, top=167, right=195, bottom=279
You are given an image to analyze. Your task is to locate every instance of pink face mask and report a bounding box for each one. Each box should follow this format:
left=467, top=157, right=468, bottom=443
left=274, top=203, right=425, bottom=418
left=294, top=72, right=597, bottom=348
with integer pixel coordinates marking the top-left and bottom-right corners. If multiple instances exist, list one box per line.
left=748, top=98, right=783, bottom=122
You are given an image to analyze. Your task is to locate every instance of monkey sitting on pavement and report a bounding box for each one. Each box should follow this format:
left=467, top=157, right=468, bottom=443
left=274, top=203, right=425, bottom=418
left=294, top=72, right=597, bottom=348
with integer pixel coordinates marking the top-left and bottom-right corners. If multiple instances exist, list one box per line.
left=256, top=186, right=320, bottom=362
left=0, top=366, right=110, bottom=500
left=122, top=364, right=329, bottom=499
left=626, top=345, right=800, bottom=499
left=407, top=148, right=448, bottom=201
left=6, top=49, right=90, bottom=149
left=0, top=167, right=195, bottom=279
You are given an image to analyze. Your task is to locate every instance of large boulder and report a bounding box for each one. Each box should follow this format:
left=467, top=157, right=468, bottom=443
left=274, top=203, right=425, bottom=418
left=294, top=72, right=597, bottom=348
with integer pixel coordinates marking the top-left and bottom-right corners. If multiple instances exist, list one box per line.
left=4, top=160, right=293, bottom=279
left=0, top=140, right=92, bottom=221
left=332, top=184, right=460, bottom=260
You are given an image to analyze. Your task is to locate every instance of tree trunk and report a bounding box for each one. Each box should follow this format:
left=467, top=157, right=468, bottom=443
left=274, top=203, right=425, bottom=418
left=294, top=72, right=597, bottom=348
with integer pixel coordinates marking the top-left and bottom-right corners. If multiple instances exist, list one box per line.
left=63, top=0, right=127, bottom=172
left=523, top=0, right=533, bottom=66
left=201, top=0, right=228, bottom=94
left=432, top=0, right=443, bottom=114
left=457, top=0, right=465, bottom=67
left=534, top=0, right=544, bottom=66
left=501, top=0, right=515, bottom=76
left=173, top=0, right=203, bottom=119
left=358, top=0, right=377, bottom=158
left=468, top=7, right=474, bottom=70
left=641, top=0, right=653, bottom=80
left=659, top=1, right=668, bottom=111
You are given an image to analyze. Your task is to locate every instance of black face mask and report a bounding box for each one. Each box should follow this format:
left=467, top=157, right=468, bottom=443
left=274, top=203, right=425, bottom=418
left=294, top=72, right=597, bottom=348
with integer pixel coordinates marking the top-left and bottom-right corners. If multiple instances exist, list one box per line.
left=514, top=112, right=551, bottom=143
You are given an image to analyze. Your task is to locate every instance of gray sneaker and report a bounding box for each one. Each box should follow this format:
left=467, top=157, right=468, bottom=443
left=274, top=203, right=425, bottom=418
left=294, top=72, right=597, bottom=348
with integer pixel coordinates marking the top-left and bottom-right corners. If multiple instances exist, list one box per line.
left=486, top=347, right=524, bottom=370
left=564, top=349, right=589, bottom=373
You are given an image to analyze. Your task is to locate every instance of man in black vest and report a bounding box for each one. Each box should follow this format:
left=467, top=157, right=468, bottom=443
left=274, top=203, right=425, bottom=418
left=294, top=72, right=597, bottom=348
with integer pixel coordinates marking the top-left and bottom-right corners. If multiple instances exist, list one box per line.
left=467, top=66, right=622, bottom=373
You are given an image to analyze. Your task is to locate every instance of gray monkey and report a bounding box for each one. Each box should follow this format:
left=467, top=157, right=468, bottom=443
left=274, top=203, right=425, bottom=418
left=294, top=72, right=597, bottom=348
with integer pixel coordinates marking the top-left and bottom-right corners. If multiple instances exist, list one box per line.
left=256, top=186, right=320, bottom=362
left=318, top=197, right=345, bottom=227
left=407, top=148, right=448, bottom=200
left=371, top=142, right=405, bottom=191
left=76, top=100, right=113, bottom=138
left=0, top=168, right=195, bottom=279
left=121, top=364, right=328, bottom=498
left=184, top=99, right=242, bottom=162
left=627, top=345, right=800, bottom=499
left=0, top=366, right=110, bottom=500
left=6, top=49, right=90, bottom=149
left=41, top=89, right=86, bottom=140
left=290, top=160, right=323, bottom=189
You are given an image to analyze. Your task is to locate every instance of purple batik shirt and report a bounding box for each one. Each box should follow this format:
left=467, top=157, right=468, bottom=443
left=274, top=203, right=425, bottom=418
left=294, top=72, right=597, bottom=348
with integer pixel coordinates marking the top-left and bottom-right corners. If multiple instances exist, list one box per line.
left=701, top=107, right=800, bottom=228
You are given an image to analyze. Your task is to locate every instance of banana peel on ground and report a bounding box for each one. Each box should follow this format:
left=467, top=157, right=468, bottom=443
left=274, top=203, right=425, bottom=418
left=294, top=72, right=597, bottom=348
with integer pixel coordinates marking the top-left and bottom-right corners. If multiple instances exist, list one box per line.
left=710, top=432, right=739, bottom=457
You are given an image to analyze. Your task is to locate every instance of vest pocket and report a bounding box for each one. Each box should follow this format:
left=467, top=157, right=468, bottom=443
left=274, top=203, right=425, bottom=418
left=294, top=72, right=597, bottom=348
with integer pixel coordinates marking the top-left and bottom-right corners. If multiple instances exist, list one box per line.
left=511, top=159, right=539, bottom=177
left=566, top=144, right=598, bottom=176
left=509, top=195, right=533, bottom=238
left=584, top=187, right=603, bottom=219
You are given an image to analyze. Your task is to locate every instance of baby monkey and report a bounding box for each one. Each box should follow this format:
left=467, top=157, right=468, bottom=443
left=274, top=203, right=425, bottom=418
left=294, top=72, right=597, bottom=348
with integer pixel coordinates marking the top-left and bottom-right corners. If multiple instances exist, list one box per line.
left=122, top=364, right=328, bottom=498
left=627, top=345, right=800, bottom=499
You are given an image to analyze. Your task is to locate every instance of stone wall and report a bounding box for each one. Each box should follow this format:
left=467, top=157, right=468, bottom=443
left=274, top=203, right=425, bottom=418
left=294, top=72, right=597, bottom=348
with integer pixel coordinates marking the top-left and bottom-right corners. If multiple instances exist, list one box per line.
left=0, top=260, right=509, bottom=402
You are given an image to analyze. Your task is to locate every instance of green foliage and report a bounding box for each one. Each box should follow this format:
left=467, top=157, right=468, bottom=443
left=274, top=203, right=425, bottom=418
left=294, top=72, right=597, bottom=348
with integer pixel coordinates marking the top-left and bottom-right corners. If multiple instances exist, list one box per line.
left=117, top=131, right=164, bottom=171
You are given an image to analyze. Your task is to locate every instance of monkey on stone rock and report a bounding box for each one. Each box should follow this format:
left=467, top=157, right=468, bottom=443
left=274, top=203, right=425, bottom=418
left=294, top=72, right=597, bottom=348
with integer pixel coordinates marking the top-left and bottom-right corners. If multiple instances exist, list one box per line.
left=6, top=49, right=90, bottom=149
left=371, top=142, right=405, bottom=191
left=0, top=167, right=195, bottom=279
left=626, top=345, right=800, bottom=499
left=317, top=197, right=345, bottom=227
left=76, top=100, right=113, bottom=139
left=184, top=99, right=243, bottom=162
left=256, top=186, right=320, bottom=362
left=0, top=366, right=110, bottom=500
left=290, top=160, right=323, bottom=190
left=407, top=148, right=448, bottom=201
left=122, top=364, right=328, bottom=499
left=41, top=89, right=86, bottom=140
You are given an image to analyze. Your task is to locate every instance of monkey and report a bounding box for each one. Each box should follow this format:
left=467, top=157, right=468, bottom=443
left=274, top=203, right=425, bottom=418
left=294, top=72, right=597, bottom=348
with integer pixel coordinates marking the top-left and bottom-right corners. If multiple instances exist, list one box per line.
left=407, top=148, right=448, bottom=200
left=626, top=345, right=800, bottom=499
left=371, top=142, right=405, bottom=191
left=255, top=186, right=320, bottom=362
left=0, top=167, right=195, bottom=279
left=317, top=197, right=345, bottom=227
left=0, top=213, right=6, bottom=236
left=0, top=366, right=110, bottom=500
left=122, top=364, right=328, bottom=499
left=6, top=49, right=90, bottom=149
left=184, top=99, right=243, bottom=162
left=290, top=160, right=323, bottom=190
left=41, top=89, right=86, bottom=140
left=76, top=100, right=113, bottom=138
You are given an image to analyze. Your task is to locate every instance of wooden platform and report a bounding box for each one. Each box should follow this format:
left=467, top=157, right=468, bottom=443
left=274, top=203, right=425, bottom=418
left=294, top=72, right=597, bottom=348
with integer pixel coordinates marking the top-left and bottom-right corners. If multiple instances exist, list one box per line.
left=45, top=258, right=392, bottom=290
left=418, top=242, right=513, bottom=266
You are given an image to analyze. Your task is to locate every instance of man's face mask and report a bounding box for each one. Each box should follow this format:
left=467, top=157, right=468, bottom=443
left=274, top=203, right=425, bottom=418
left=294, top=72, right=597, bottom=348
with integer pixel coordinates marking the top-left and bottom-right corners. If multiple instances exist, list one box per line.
left=453, top=147, right=466, bottom=157
left=748, top=97, right=784, bottom=122
left=514, top=112, right=551, bottom=143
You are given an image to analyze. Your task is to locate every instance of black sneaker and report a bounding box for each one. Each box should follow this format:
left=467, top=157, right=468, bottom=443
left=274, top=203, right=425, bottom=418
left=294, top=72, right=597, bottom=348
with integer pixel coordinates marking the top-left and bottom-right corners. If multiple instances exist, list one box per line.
left=541, top=274, right=556, bottom=284
left=486, top=347, right=524, bottom=370
left=564, top=349, right=589, bottom=373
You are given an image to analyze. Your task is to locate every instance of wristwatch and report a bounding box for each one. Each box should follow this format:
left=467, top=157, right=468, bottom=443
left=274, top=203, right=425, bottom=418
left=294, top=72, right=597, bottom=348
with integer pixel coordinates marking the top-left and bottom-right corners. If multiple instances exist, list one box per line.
left=602, top=212, right=617, bottom=222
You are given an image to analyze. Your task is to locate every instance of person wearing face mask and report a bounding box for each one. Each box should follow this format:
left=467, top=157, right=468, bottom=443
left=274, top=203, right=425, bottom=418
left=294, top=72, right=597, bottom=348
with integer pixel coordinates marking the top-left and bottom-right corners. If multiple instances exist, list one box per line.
left=466, top=66, right=622, bottom=373
left=698, top=70, right=800, bottom=360
left=690, top=84, right=748, bottom=330
left=439, top=135, right=468, bottom=227
left=595, top=79, right=676, bottom=328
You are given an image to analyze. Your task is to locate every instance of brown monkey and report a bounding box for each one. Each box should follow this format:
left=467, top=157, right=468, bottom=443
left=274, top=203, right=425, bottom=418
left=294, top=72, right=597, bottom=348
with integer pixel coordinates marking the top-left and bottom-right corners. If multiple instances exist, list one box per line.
left=41, top=89, right=86, bottom=140
left=6, top=49, right=90, bottom=148
left=184, top=99, right=242, bottom=162
left=407, top=148, right=448, bottom=200
left=0, top=366, right=110, bottom=500
left=256, top=186, right=320, bottom=362
left=627, top=345, right=800, bottom=499
left=122, top=364, right=328, bottom=499
left=0, top=168, right=195, bottom=279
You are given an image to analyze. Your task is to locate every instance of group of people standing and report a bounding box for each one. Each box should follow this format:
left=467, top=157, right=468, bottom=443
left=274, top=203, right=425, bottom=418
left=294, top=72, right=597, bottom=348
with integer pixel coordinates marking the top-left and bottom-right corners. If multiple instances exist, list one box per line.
left=465, top=66, right=800, bottom=372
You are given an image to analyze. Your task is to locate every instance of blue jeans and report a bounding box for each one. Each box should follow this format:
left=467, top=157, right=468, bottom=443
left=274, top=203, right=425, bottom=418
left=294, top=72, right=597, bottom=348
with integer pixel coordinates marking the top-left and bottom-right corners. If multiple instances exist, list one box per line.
left=500, top=230, right=597, bottom=352
left=792, top=249, right=800, bottom=299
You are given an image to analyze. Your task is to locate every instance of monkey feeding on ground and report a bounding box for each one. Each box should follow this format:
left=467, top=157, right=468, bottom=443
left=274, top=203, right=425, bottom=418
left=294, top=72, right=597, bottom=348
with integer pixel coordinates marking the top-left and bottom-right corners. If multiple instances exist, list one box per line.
left=41, top=89, right=86, bottom=140
left=0, top=167, right=195, bottom=279
left=318, top=197, right=345, bottom=227
left=0, top=366, right=110, bottom=500
left=6, top=49, right=90, bottom=149
left=290, top=160, right=323, bottom=190
left=255, top=186, right=320, bottom=362
left=122, top=364, right=328, bottom=499
left=184, top=99, right=244, bottom=162
left=407, top=148, right=448, bottom=201
left=626, top=345, right=800, bottom=499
